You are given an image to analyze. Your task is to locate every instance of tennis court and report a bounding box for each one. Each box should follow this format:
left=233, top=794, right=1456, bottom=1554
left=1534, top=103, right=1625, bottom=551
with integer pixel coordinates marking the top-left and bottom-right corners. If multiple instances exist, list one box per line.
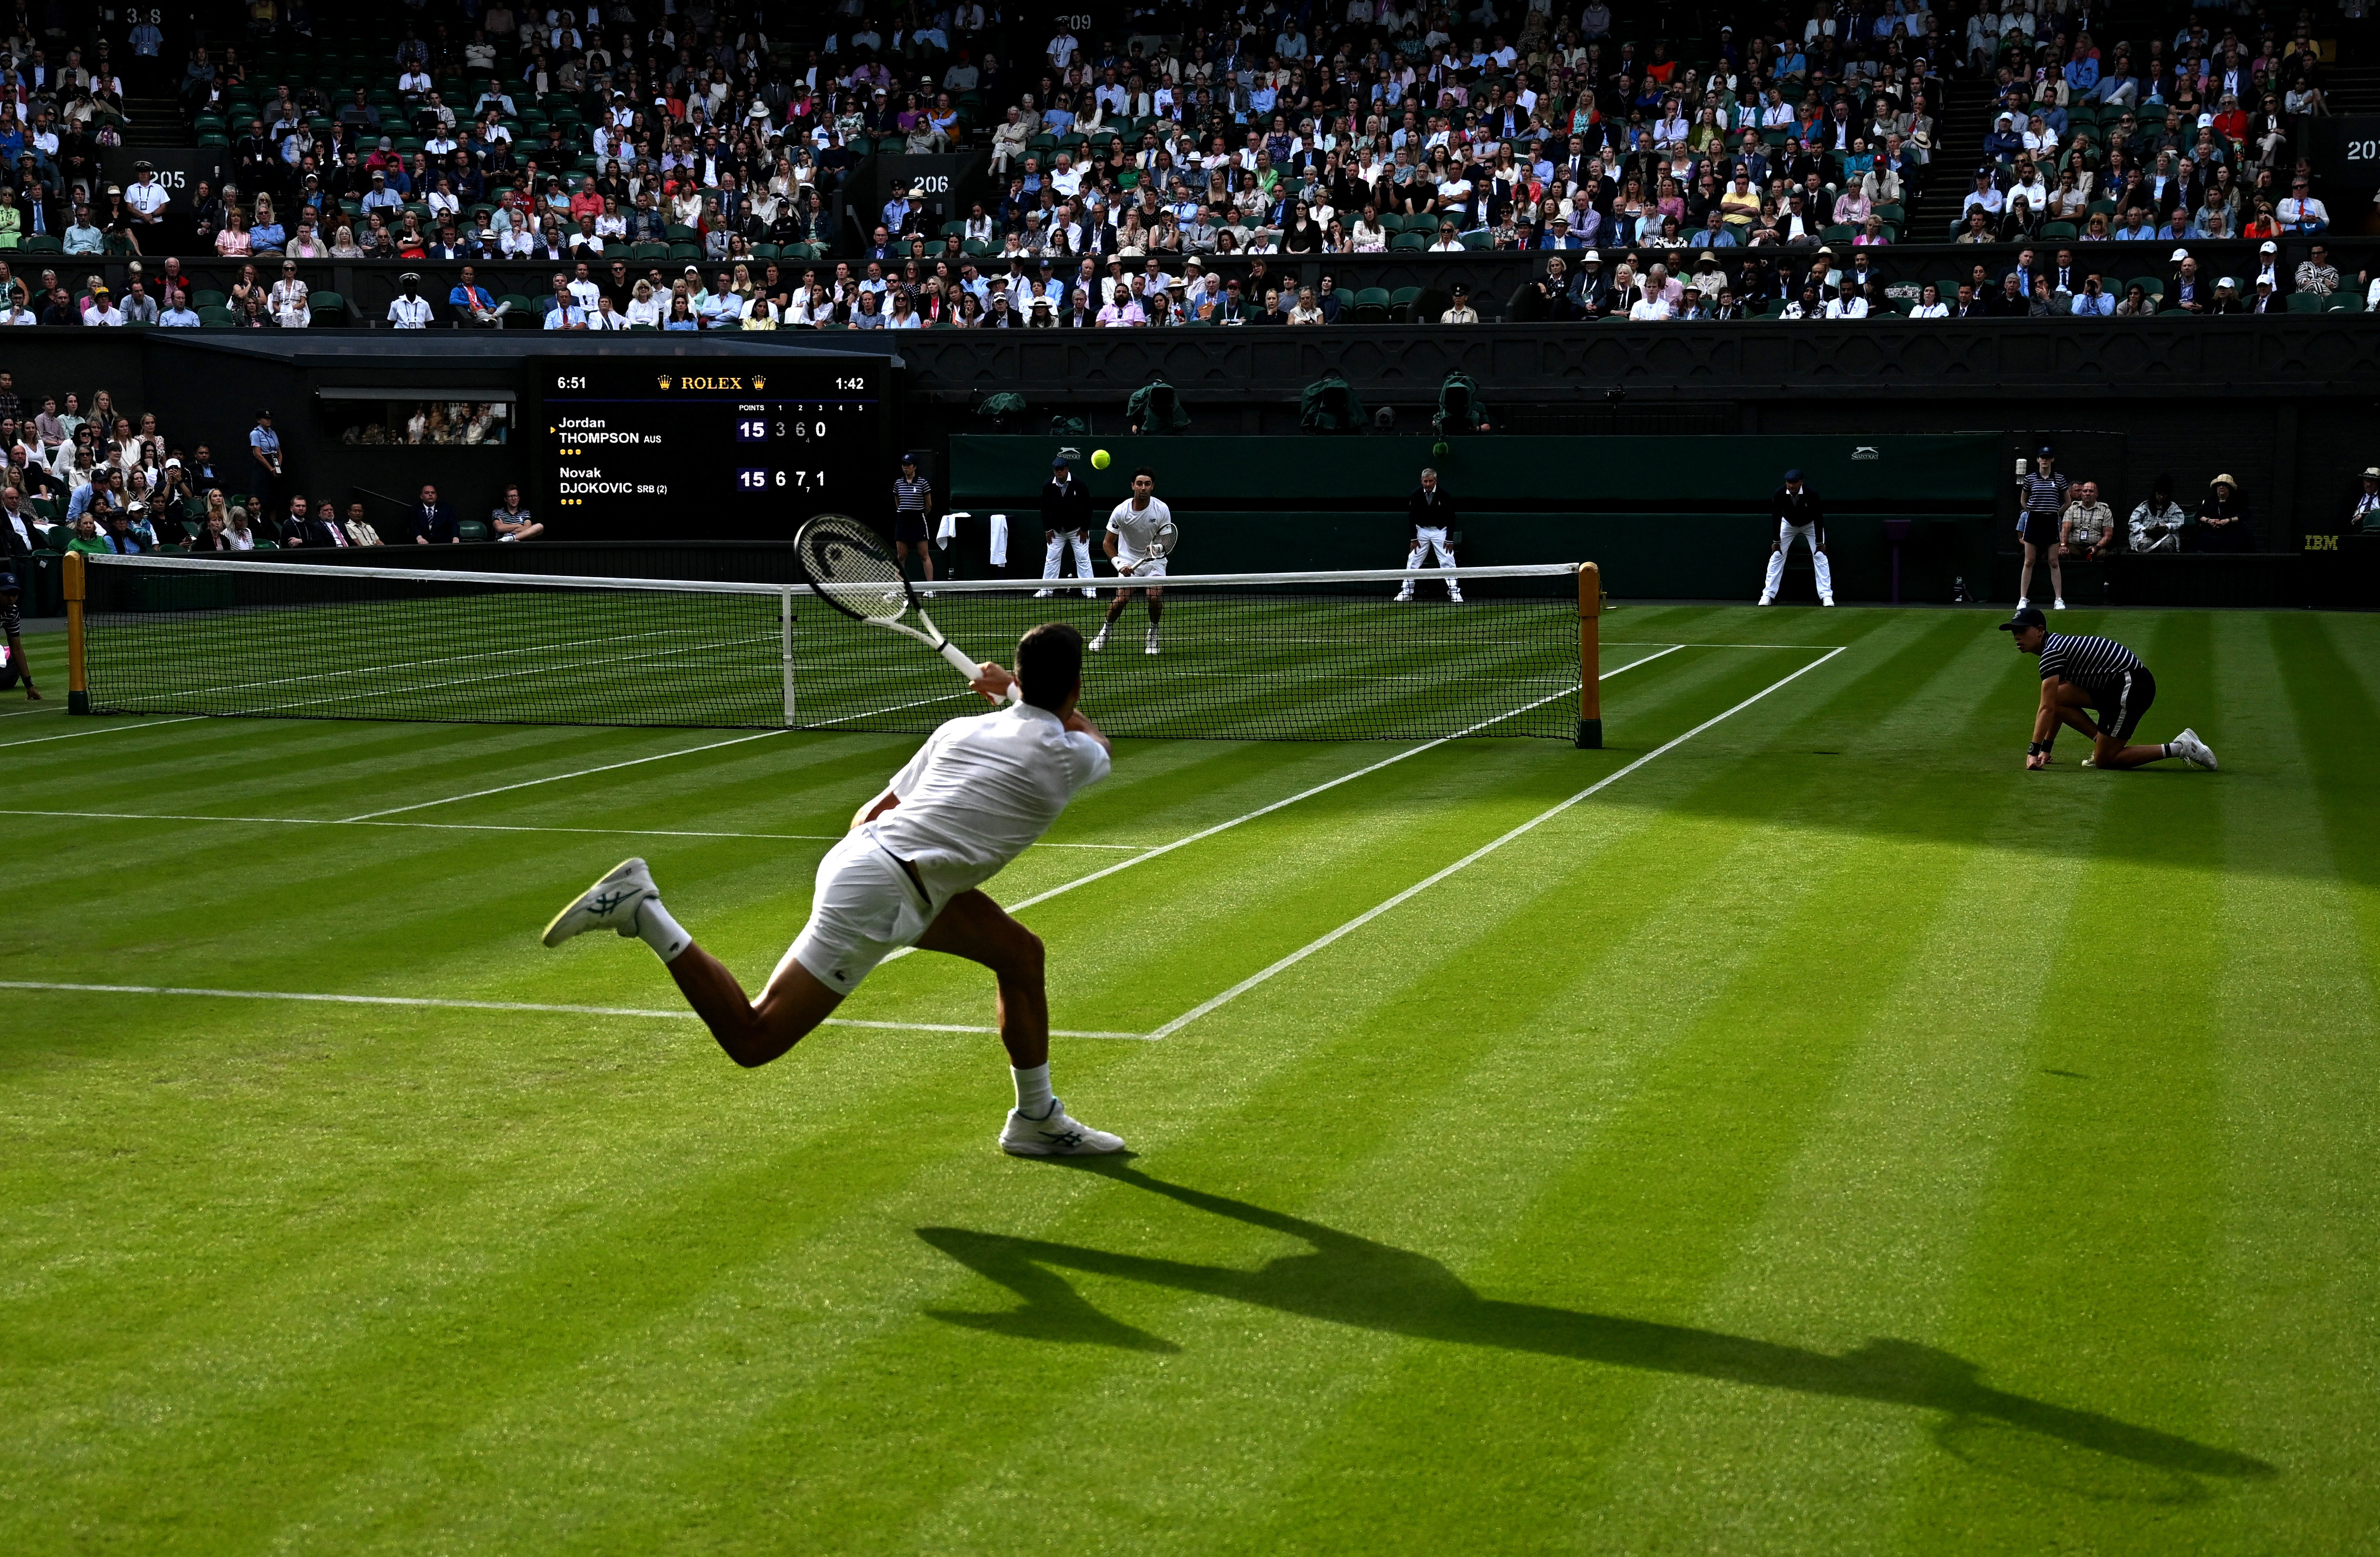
left=6, top=601, right=2378, bottom=1553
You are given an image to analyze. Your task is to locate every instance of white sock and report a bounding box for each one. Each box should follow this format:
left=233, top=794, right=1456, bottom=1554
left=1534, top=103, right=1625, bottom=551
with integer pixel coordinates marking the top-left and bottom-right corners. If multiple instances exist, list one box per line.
left=634, top=896, right=692, bottom=963
left=1012, top=1062, right=1055, bottom=1118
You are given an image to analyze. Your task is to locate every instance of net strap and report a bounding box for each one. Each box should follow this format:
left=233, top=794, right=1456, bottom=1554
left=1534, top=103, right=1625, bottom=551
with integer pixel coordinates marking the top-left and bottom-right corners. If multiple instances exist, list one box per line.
left=83, top=553, right=1579, bottom=597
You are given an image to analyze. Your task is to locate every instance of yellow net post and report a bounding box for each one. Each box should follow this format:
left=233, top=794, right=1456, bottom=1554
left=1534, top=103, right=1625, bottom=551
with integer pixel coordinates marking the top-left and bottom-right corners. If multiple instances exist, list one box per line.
left=1575, top=561, right=1601, bottom=749
left=64, top=549, right=88, bottom=715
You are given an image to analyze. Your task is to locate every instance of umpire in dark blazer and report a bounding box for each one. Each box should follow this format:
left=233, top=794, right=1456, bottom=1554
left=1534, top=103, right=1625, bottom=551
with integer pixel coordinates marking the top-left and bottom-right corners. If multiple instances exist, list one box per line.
left=410, top=483, right=459, bottom=544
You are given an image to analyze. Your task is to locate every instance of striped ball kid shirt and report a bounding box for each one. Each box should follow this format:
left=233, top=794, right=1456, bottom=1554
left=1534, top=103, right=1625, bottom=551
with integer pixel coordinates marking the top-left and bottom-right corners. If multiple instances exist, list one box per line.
left=2036, top=631, right=2144, bottom=695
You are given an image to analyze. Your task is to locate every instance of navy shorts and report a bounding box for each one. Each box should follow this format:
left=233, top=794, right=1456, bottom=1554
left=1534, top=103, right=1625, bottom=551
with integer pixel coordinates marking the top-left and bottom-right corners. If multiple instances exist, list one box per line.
left=893, top=513, right=929, bottom=543
left=2091, top=668, right=2156, bottom=743
left=2022, top=512, right=2062, bottom=547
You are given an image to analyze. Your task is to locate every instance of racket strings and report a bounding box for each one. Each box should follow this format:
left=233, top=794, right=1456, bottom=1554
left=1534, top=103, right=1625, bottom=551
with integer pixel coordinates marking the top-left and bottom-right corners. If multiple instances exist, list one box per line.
left=797, top=515, right=911, bottom=623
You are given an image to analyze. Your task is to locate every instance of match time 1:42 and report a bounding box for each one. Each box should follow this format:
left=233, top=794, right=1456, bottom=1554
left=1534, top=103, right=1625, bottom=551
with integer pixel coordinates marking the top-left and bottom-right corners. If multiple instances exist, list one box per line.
left=737, top=470, right=827, bottom=490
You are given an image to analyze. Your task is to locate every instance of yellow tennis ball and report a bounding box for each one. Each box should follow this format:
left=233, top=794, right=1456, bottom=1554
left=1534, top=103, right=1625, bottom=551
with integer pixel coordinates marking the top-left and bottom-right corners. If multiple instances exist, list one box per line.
left=1091, top=449, right=1111, bottom=470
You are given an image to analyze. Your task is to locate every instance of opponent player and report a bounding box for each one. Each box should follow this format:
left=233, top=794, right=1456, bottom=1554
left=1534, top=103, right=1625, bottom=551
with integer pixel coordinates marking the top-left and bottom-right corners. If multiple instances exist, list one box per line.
left=540, top=623, right=1127, bottom=1156
left=1757, top=468, right=1835, bottom=607
left=1034, top=447, right=1096, bottom=599
left=1392, top=466, right=1464, bottom=603
left=2000, top=606, right=2217, bottom=772
left=1088, top=466, right=1169, bottom=656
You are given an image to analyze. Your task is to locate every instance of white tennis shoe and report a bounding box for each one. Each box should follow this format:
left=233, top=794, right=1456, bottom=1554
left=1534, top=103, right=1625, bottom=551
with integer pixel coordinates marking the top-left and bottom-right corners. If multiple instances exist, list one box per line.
left=1087, top=627, right=1108, bottom=653
left=1000, top=1099, right=1127, bottom=1157
left=2172, top=728, right=2219, bottom=769
left=1034, top=588, right=1054, bottom=598
left=1145, top=628, right=1160, bottom=655
left=2054, top=597, right=2068, bottom=610
left=541, top=856, right=657, bottom=947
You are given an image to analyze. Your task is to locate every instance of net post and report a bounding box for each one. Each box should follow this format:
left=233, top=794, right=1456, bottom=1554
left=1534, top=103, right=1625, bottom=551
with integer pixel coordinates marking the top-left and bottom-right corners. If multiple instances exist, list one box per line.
left=1574, top=561, right=1601, bottom=749
left=63, top=549, right=89, bottom=715
left=780, top=585, right=796, bottom=726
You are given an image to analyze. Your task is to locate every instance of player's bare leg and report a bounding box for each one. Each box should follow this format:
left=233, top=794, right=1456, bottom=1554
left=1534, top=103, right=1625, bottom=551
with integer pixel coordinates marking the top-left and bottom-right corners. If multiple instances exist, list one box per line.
left=896, top=538, right=935, bottom=583
left=915, top=888, right=1050, bottom=1067
left=542, top=856, right=843, bottom=1067
left=1143, top=586, right=1164, bottom=653
left=1089, top=585, right=1138, bottom=651
left=916, top=887, right=1125, bottom=1156
left=667, top=944, right=845, bottom=1068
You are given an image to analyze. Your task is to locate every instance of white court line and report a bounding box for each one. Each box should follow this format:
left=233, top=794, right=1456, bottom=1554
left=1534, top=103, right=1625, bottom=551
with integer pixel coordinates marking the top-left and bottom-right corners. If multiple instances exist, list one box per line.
left=0, top=807, right=1148, bottom=849
left=341, top=729, right=790, bottom=822
left=0, top=980, right=1144, bottom=1041
left=0, top=715, right=205, bottom=749
left=0, top=704, right=53, bottom=718
left=873, top=649, right=1683, bottom=968
left=1145, top=646, right=1848, bottom=1041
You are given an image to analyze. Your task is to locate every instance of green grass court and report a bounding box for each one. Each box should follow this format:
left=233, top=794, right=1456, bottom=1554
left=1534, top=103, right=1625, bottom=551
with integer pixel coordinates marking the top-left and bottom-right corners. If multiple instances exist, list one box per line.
left=5, top=604, right=2377, bottom=1553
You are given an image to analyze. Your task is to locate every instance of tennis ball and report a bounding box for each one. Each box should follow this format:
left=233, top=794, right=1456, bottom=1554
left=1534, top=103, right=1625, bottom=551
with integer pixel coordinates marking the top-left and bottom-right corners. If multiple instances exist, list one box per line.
left=1091, top=449, right=1111, bottom=470
left=1432, top=441, right=1451, bottom=459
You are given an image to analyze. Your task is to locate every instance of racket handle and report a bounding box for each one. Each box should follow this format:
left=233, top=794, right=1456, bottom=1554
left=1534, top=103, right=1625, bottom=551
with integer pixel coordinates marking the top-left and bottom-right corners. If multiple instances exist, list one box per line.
left=936, top=639, right=1021, bottom=701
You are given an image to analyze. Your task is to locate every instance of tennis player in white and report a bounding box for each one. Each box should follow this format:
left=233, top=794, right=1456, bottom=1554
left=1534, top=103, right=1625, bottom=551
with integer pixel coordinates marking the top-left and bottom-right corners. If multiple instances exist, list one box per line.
left=540, top=623, right=1127, bottom=1157
left=1088, top=466, right=1169, bottom=656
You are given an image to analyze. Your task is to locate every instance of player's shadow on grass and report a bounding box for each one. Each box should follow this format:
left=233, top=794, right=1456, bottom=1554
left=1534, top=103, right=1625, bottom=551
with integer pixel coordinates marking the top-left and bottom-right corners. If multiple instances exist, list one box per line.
left=917, top=1163, right=2274, bottom=1500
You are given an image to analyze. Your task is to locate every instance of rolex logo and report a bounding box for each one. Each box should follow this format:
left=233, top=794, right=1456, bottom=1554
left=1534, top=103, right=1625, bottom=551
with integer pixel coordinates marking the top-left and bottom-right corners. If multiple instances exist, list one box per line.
left=751, top=374, right=766, bottom=390
left=657, top=374, right=673, bottom=390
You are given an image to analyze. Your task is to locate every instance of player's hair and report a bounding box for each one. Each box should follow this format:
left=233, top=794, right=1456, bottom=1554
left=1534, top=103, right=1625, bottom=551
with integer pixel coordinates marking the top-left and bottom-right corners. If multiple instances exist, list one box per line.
left=1016, top=621, right=1084, bottom=712
left=1133, top=465, right=1156, bottom=483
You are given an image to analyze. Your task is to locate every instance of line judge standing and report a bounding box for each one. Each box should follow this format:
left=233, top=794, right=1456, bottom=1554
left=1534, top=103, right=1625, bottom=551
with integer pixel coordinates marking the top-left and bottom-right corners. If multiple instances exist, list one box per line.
left=1034, top=446, right=1096, bottom=598
left=1759, top=468, right=1834, bottom=607
left=1394, top=466, right=1464, bottom=602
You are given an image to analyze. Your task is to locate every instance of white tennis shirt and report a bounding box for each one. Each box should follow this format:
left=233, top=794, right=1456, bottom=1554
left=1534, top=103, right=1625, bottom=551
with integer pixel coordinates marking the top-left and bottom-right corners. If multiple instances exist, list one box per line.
left=1107, top=495, right=1172, bottom=568
left=867, top=701, right=1110, bottom=907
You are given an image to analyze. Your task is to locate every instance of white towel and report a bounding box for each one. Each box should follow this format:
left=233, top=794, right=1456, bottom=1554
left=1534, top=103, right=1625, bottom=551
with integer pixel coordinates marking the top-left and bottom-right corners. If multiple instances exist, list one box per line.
left=988, top=512, right=1008, bottom=567
left=934, top=509, right=961, bottom=548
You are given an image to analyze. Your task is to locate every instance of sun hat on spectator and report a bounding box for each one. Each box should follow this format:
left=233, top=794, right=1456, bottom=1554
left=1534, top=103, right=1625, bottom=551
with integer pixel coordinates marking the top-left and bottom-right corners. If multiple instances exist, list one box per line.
left=2170, top=248, right=2190, bottom=262
left=2362, top=467, right=2379, bottom=480
left=1582, top=249, right=1600, bottom=262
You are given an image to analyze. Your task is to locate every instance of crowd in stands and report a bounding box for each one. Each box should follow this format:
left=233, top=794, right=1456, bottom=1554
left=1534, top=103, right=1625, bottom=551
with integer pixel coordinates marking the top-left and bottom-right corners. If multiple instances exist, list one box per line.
left=0, top=0, right=2362, bottom=326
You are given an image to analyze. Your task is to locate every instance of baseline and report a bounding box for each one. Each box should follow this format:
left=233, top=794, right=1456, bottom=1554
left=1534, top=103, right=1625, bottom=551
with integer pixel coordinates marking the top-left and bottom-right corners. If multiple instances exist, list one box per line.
left=0, top=979, right=1143, bottom=1041
left=1145, top=646, right=1848, bottom=1040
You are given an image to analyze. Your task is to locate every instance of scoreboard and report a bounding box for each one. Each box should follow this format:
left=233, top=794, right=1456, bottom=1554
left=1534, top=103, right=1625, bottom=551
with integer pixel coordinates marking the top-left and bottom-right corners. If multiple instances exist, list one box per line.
left=528, top=356, right=893, bottom=540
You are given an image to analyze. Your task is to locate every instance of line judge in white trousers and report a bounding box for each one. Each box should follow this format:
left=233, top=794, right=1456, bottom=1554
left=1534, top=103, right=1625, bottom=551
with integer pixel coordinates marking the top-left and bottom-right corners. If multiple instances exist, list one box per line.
left=1759, top=467, right=1835, bottom=606
left=1395, top=466, right=1464, bottom=602
left=1035, top=447, right=1097, bottom=597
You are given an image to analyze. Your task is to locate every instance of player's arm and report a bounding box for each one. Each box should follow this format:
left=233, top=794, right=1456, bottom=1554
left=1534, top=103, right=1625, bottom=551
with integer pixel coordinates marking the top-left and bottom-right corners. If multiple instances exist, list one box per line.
left=852, top=789, right=899, bottom=827
left=1064, top=707, right=1112, bottom=755
left=2027, top=677, right=2062, bottom=768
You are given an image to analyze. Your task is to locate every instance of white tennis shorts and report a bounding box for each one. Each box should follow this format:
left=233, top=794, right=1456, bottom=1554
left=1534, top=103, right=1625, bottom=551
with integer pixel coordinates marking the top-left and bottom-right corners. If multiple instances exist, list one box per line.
left=1120, top=557, right=1168, bottom=579
left=778, top=831, right=934, bottom=995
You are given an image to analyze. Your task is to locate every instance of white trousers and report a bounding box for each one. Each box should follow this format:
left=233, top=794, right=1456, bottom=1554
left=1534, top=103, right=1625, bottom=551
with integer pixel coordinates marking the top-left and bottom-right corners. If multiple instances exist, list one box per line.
left=1042, top=529, right=1095, bottom=593
left=1762, top=520, right=1834, bottom=604
left=1397, top=526, right=1462, bottom=599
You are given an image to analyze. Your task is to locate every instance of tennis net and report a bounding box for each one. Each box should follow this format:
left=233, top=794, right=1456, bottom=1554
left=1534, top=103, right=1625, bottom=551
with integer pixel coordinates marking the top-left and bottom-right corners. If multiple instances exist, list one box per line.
left=70, top=553, right=1595, bottom=742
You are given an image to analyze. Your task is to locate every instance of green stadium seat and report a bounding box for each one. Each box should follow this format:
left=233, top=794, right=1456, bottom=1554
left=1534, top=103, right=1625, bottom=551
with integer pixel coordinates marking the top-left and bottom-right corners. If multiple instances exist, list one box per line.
left=308, top=291, right=347, bottom=323
left=1388, top=286, right=1421, bottom=320
left=456, top=519, right=491, bottom=542
left=668, top=242, right=704, bottom=263
left=197, top=306, right=237, bottom=327
left=2286, top=291, right=2326, bottom=314
left=1389, top=232, right=1428, bottom=251
left=1351, top=287, right=1391, bottom=323
left=2329, top=293, right=2367, bottom=313
left=192, top=289, right=227, bottom=309
left=2038, top=221, right=2078, bottom=240
left=21, top=234, right=60, bottom=253
left=629, top=242, right=667, bottom=262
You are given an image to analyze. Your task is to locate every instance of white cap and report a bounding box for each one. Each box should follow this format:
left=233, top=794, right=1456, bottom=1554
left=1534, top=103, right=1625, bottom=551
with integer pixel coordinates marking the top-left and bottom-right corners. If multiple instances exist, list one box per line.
left=2169, top=247, right=2189, bottom=261
left=2259, top=239, right=2277, bottom=253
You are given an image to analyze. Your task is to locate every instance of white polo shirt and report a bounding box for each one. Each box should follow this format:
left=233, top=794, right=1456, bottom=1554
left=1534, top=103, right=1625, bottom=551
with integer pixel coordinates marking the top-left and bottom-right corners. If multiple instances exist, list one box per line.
left=866, top=702, right=1110, bottom=908
left=386, top=293, right=434, bottom=328
left=125, top=178, right=169, bottom=216
left=1107, top=495, right=1173, bottom=568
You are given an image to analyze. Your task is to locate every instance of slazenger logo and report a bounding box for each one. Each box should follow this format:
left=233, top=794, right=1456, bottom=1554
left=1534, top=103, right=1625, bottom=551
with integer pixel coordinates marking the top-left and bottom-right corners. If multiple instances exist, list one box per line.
left=1852, top=446, right=1880, bottom=461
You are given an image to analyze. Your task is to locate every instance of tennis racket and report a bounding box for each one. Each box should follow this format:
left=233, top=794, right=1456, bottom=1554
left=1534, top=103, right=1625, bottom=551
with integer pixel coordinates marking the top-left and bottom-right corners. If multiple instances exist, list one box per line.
left=1123, top=518, right=1177, bottom=575
left=794, top=513, right=1016, bottom=697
